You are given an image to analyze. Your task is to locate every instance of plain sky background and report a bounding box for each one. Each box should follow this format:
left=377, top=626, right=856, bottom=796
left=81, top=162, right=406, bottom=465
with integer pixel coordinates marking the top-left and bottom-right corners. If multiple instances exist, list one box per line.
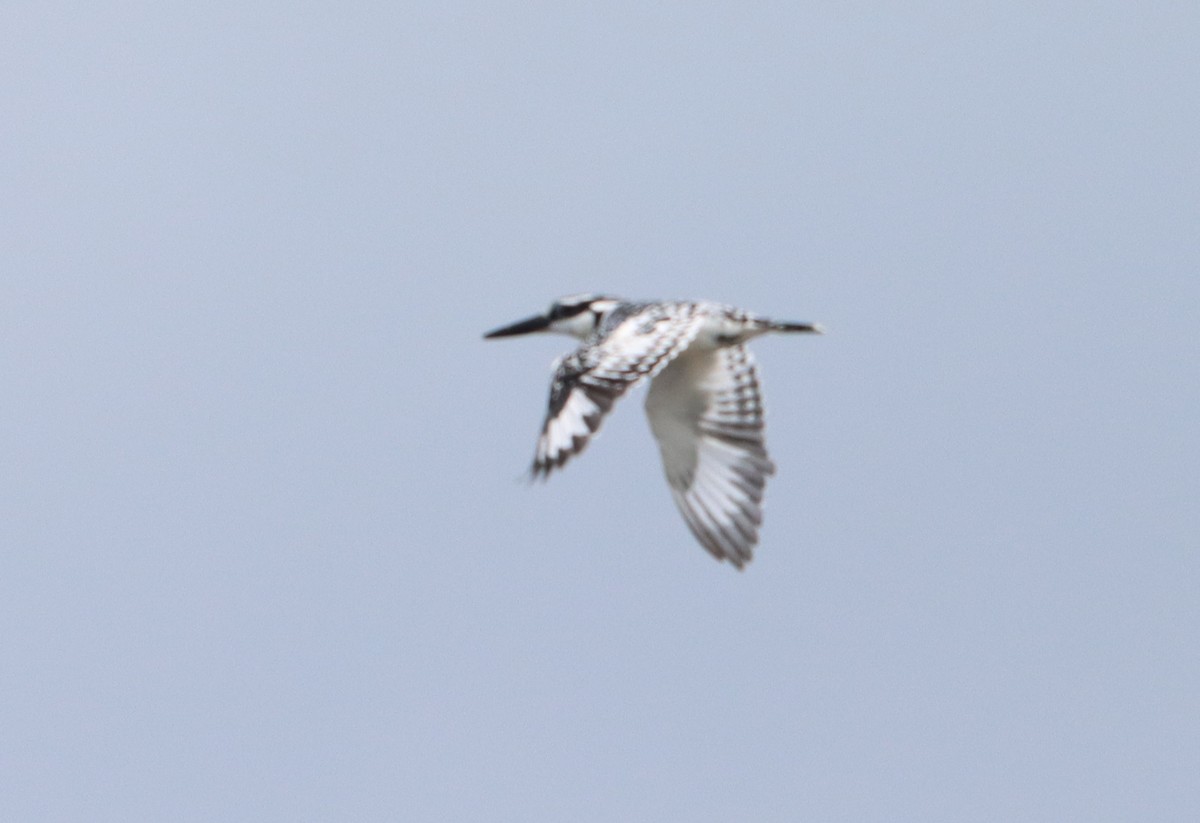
left=2, top=3, right=1197, bottom=821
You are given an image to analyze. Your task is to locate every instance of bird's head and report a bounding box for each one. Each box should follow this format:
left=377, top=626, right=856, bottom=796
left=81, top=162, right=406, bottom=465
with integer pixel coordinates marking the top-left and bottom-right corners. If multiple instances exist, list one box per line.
left=483, top=294, right=621, bottom=341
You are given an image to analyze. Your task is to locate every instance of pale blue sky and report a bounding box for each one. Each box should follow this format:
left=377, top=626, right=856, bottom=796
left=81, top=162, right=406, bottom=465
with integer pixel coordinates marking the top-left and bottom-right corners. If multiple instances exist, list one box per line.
left=3, top=3, right=1198, bottom=821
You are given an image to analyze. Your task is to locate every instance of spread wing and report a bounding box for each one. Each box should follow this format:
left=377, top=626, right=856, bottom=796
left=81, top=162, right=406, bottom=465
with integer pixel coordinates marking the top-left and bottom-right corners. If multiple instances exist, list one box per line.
left=644, top=344, right=776, bottom=568
left=532, top=305, right=704, bottom=479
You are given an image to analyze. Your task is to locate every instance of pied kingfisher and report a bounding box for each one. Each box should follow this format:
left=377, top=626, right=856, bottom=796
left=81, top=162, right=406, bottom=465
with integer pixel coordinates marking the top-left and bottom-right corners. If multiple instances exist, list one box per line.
left=484, top=294, right=822, bottom=569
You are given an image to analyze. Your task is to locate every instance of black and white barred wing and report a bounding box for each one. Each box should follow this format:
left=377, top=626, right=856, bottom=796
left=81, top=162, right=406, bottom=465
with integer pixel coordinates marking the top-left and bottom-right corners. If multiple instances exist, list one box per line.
left=644, top=344, right=776, bottom=568
left=533, top=306, right=703, bottom=478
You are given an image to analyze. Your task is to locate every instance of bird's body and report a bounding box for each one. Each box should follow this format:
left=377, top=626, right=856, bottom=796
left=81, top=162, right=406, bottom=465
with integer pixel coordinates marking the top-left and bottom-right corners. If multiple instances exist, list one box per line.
left=484, top=294, right=821, bottom=569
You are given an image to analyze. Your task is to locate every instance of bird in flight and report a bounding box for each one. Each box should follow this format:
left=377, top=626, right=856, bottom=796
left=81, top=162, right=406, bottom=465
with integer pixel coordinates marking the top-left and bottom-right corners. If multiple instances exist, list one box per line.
left=484, top=294, right=822, bottom=569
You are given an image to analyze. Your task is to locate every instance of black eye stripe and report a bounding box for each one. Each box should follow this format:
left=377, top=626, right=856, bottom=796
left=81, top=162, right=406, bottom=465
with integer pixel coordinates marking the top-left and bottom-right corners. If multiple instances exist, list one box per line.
left=550, top=302, right=592, bottom=320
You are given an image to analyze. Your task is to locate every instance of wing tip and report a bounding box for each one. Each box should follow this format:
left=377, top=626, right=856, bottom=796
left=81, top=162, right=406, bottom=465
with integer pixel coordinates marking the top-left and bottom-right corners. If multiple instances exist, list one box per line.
left=675, top=492, right=759, bottom=570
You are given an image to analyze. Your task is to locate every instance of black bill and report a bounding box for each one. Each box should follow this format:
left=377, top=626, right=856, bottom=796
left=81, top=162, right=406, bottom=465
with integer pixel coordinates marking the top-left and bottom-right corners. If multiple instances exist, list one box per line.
left=483, top=313, right=551, bottom=339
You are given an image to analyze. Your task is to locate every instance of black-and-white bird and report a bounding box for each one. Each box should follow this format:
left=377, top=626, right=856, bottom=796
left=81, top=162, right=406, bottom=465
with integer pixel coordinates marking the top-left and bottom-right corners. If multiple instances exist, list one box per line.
left=484, top=294, right=822, bottom=569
